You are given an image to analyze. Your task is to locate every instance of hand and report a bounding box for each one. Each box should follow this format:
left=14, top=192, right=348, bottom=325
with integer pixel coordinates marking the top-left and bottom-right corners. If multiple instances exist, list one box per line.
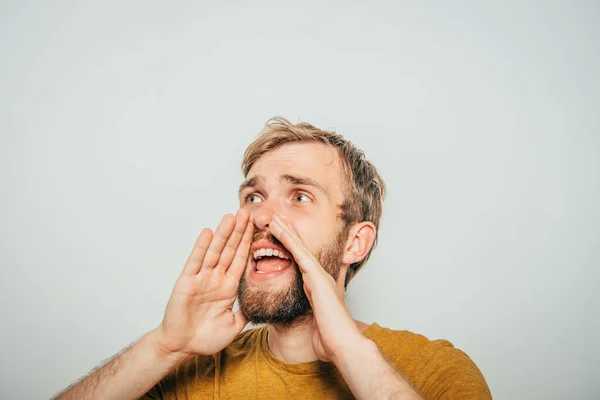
left=155, top=209, right=253, bottom=357
left=269, top=214, right=369, bottom=362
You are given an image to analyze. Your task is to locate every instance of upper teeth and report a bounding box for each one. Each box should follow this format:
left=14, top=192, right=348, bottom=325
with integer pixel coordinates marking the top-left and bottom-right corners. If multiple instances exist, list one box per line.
left=253, top=248, right=290, bottom=260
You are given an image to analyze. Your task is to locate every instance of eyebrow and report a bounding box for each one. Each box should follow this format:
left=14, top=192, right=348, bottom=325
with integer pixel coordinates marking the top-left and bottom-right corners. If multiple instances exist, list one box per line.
left=238, top=174, right=329, bottom=198
left=238, top=175, right=265, bottom=197
left=281, top=174, right=328, bottom=196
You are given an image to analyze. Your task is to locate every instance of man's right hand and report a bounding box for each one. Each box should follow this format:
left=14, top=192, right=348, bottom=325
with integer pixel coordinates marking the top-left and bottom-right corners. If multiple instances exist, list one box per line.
left=51, top=211, right=254, bottom=400
left=155, top=209, right=254, bottom=358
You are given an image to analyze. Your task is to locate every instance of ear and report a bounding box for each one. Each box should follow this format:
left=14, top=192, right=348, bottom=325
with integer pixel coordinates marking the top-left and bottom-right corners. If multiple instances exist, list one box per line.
left=342, top=222, right=377, bottom=265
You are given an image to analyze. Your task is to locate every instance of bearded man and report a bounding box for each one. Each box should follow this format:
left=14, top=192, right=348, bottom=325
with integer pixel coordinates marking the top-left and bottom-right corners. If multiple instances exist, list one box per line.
left=54, top=118, right=492, bottom=399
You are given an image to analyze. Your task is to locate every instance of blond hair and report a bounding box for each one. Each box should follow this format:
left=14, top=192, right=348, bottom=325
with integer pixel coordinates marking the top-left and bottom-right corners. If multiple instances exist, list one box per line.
left=242, top=117, right=386, bottom=288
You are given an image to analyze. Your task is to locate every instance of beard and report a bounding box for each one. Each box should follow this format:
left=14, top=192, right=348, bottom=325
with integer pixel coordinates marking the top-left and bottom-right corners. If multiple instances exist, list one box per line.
left=237, top=226, right=347, bottom=327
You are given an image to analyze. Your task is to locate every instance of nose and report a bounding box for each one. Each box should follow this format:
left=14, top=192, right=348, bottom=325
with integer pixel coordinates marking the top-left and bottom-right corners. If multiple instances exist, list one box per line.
left=250, top=201, right=277, bottom=231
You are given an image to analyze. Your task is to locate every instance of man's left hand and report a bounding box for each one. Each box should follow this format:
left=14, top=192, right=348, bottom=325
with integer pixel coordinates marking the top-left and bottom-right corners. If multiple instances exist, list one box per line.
left=269, top=213, right=370, bottom=362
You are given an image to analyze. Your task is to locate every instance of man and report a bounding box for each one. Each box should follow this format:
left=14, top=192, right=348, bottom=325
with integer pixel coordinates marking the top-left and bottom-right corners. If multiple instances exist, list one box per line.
left=54, top=118, right=492, bottom=399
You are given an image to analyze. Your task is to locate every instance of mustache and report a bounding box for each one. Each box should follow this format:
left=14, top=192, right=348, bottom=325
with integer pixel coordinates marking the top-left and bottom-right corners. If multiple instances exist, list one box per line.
left=252, top=230, right=285, bottom=249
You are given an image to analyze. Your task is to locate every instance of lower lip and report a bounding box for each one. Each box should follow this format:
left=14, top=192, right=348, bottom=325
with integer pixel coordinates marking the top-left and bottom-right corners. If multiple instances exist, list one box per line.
left=249, top=259, right=293, bottom=281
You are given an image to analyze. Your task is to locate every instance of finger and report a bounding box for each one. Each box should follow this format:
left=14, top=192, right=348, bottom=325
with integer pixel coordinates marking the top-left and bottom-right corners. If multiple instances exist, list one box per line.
left=227, top=216, right=254, bottom=279
left=234, top=309, right=248, bottom=333
left=182, top=228, right=213, bottom=275
left=215, top=209, right=250, bottom=271
left=269, top=214, right=319, bottom=274
left=203, top=214, right=236, bottom=269
left=303, top=282, right=314, bottom=306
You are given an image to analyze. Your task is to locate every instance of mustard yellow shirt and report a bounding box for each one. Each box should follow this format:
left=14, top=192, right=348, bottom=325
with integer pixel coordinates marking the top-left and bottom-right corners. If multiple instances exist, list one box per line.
left=142, top=323, right=491, bottom=399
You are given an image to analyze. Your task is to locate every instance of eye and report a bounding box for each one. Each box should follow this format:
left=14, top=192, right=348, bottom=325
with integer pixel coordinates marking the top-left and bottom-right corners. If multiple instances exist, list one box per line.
left=246, top=194, right=263, bottom=204
left=294, top=193, right=311, bottom=203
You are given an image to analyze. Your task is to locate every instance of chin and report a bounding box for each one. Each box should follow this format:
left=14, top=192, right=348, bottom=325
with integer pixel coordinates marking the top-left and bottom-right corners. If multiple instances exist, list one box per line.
left=237, top=263, right=311, bottom=326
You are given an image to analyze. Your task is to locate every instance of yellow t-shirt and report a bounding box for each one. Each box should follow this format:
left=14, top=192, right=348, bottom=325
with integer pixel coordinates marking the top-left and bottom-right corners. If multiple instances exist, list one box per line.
left=142, top=323, right=491, bottom=399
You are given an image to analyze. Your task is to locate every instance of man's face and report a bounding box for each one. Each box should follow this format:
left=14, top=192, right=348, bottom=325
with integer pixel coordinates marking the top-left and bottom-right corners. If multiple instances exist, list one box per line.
left=237, top=142, right=349, bottom=326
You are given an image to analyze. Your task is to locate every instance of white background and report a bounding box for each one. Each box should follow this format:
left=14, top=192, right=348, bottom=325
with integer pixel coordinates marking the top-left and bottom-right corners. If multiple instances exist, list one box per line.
left=1, top=1, right=599, bottom=399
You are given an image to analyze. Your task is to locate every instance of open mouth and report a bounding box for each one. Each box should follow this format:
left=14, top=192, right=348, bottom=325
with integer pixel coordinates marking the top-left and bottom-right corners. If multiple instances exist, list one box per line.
left=251, top=246, right=293, bottom=275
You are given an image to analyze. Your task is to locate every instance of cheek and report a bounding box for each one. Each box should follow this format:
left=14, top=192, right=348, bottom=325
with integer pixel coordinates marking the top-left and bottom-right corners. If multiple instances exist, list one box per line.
left=291, top=218, right=333, bottom=251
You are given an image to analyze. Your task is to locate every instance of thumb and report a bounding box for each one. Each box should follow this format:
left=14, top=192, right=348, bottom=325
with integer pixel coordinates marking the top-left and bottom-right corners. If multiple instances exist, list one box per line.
left=234, top=309, right=249, bottom=333
left=302, top=282, right=314, bottom=306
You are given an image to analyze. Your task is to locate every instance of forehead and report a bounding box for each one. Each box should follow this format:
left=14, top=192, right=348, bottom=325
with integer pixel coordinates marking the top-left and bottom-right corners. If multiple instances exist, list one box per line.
left=248, top=142, right=345, bottom=195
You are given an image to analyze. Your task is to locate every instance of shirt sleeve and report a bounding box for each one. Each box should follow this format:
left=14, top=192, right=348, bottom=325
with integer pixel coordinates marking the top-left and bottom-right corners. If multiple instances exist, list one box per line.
left=397, top=340, right=492, bottom=400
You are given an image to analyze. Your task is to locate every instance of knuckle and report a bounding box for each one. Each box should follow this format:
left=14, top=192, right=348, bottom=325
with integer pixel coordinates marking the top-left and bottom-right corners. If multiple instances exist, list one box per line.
left=215, top=230, right=229, bottom=239
left=207, top=246, right=219, bottom=254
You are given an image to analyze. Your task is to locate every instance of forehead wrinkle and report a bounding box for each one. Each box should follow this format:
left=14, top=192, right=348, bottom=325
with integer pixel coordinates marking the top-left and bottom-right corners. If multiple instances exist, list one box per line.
left=240, top=143, right=347, bottom=204
left=239, top=172, right=334, bottom=201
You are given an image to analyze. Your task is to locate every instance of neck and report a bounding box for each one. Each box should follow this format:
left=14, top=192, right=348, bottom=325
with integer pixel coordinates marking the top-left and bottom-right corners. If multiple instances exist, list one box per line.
left=266, top=315, right=316, bottom=364
left=266, top=316, right=371, bottom=364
